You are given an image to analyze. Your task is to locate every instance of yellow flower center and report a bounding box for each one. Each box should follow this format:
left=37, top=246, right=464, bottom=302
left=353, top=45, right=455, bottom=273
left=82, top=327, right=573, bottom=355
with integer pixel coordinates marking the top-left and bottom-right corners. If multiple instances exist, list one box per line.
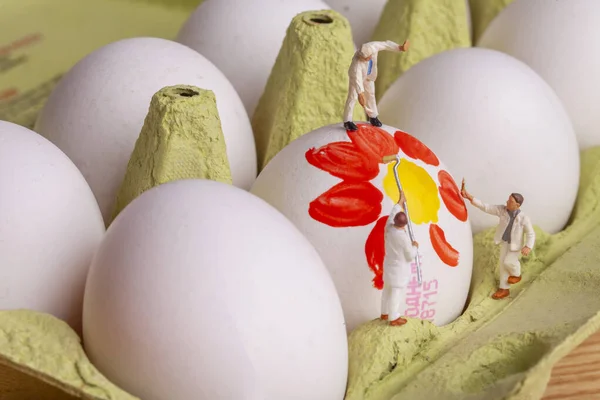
left=383, top=159, right=440, bottom=224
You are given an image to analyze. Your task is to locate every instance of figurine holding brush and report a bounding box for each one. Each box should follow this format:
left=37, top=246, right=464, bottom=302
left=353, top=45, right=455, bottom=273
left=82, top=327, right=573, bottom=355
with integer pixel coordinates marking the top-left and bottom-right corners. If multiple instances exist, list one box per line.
left=461, top=179, right=535, bottom=300
left=343, top=39, right=410, bottom=131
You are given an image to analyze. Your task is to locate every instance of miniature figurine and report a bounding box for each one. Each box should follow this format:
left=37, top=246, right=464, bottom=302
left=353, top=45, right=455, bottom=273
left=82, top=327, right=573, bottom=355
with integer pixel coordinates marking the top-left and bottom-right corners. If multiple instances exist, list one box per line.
left=460, top=179, right=535, bottom=300
left=380, top=189, right=419, bottom=326
left=343, top=39, right=409, bottom=131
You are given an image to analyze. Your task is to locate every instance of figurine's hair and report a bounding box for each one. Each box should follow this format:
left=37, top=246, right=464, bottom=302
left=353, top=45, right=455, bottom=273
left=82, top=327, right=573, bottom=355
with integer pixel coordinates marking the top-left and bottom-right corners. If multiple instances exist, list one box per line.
left=394, top=212, right=408, bottom=227
left=511, top=193, right=524, bottom=206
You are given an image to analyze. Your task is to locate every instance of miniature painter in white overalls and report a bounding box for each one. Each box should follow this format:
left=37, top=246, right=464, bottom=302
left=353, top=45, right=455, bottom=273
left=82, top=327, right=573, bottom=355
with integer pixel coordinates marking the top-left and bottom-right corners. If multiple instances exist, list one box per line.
left=380, top=191, right=419, bottom=326
left=343, top=39, right=409, bottom=131
left=461, top=181, right=535, bottom=300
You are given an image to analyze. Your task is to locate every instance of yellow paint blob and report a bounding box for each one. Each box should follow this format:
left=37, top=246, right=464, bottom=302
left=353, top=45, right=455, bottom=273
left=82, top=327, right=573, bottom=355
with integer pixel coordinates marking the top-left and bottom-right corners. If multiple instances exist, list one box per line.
left=383, top=159, right=440, bottom=224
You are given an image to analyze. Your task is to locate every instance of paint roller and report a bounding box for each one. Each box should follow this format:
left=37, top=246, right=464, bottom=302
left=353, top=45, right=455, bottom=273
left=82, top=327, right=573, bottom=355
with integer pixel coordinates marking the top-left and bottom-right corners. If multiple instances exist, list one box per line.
left=382, top=154, right=423, bottom=285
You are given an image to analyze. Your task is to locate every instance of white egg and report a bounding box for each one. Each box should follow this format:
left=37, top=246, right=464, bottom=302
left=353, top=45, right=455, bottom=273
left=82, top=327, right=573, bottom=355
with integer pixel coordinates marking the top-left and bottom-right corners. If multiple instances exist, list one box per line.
left=378, top=47, right=579, bottom=235
left=478, top=0, right=600, bottom=150
left=324, top=0, right=387, bottom=45
left=34, top=37, right=256, bottom=225
left=0, top=121, right=105, bottom=333
left=176, top=0, right=332, bottom=117
left=83, top=179, right=347, bottom=400
left=251, top=123, right=473, bottom=332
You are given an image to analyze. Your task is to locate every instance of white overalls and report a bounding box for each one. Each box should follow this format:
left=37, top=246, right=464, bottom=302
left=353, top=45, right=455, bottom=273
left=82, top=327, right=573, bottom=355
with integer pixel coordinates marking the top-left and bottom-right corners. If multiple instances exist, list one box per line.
left=380, top=204, right=418, bottom=321
left=343, top=40, right=403, bottom=122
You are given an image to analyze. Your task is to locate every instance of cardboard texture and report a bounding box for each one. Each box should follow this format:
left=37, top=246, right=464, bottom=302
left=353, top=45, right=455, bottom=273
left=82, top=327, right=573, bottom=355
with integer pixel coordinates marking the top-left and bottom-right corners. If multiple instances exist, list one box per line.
left=112, top=85, right=231, bottom=222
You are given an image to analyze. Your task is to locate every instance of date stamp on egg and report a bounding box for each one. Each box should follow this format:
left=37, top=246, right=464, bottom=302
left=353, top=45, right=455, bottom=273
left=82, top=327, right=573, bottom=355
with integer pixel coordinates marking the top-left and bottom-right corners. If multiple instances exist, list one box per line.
left=403, top=259, right=438, bottom=322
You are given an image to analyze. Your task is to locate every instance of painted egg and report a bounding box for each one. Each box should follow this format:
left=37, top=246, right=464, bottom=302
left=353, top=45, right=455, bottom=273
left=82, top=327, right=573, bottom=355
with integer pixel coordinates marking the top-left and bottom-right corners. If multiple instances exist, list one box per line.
left=251, top=123, right=473, bottom=332
left=0, top=120, right=105, bottom=333
left=83, top=179, right=348, bottom=400
left=478, top=0, right=600, bottom=150
left=378, top=47, right=580, bottom=235
left=176, top=0, right=332, bottom=116
left=34, top=37, right=256, bottom=225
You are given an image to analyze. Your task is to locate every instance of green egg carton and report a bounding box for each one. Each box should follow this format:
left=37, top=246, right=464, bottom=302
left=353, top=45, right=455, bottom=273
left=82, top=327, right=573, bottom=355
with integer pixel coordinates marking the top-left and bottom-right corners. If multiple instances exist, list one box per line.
left=0, top=311, right=138, bottom=400
left=2, top=0, right=598, bottom=399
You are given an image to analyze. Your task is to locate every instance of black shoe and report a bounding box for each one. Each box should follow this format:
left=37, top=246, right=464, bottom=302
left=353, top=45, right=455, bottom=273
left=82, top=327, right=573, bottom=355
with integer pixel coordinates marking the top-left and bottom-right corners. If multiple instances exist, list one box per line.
left=344, top=121, right=358, bottom=131
left=369, top=116, right=382, bottom=127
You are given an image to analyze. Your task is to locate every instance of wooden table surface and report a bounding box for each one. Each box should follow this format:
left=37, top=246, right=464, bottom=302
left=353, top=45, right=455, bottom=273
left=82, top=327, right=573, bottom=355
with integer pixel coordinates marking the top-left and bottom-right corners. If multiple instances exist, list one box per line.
left=542, top=329, right=600, bottom=399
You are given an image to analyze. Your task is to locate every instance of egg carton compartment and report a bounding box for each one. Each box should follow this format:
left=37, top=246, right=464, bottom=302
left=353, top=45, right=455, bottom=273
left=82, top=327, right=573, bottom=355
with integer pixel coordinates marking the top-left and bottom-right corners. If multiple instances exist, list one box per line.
left=0, top=310, right=138, bottom=400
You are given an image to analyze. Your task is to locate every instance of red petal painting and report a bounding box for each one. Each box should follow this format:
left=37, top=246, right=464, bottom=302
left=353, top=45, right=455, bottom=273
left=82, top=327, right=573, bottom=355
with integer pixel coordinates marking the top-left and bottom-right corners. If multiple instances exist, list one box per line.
left=365, top=216, right=388, bottom=290
left=438, top=170, right=468, bottom=222
left=308, top=181, right=384, bottom=227
left=305, top=141, right=380, bottom=182
left=429, top=224, right=459, bottom=267
left=348, top=124, right=399, bottom=164
left=394, top=130, right=440, bottom=166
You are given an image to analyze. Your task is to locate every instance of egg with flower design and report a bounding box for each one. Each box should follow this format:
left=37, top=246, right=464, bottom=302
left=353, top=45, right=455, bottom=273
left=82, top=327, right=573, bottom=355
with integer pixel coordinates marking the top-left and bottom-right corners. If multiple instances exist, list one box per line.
left=251, top=123, right=473, bottom=332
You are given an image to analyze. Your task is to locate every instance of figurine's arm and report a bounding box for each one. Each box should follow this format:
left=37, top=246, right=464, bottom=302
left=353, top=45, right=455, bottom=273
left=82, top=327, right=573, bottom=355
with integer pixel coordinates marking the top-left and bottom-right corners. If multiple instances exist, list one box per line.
left=403, top=233, right=417, bottom=260
left=368, top=40, right=407, bottom=82
left=522, top=216, right=535, bottom=249
left=461, top=180, right=503, bottom=216
left=470, top=198, right=504, bottom=217
left=370, top=40, right=406, bottom=53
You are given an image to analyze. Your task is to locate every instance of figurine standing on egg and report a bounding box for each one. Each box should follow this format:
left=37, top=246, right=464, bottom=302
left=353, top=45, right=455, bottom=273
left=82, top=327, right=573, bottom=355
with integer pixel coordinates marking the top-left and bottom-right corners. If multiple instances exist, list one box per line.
left=460, top=180, right=535, bottom=300
left=381, top=190, right=419, bottom=326
left=343, top=39, right=409, bottom=131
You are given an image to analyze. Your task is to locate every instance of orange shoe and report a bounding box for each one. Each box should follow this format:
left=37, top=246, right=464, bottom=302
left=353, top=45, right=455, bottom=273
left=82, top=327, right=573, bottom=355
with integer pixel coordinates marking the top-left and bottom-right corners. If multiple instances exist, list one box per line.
left=507, top=275, right=521, bottom=284
left=492, top=288, right=510, bottom=299
left=380, top=314, right=388, bottom=320
left=390, top=317, right=408, bottom=326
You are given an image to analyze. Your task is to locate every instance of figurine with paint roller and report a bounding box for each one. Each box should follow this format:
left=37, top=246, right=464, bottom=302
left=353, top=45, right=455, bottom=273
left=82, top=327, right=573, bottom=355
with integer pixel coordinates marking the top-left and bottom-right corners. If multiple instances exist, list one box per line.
left=343, top=39, right=409, bottom=131
left=379, top=153, right=422, bottom=327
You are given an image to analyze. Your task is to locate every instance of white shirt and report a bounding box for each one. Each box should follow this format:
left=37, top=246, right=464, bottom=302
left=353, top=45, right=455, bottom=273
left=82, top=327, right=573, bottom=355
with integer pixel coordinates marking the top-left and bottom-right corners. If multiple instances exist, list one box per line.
left=471, top=197, right=536, bottom=251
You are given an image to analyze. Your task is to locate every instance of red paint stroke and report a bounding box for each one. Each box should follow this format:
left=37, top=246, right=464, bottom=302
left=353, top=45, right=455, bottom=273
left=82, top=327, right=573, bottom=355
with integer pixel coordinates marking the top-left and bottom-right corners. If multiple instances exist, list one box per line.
left=438, top=170, right=468, bottom=222
left=429, top=224, right=459, bottom=267
left=308, top=181, right=383, bottom=227
left=393, top=130, right=440, bottom=166
left=305, top=141, right=379, bottom=182
left=365, top=216, right=388, bottom=290
left=348, top=124, right=399, bottom=164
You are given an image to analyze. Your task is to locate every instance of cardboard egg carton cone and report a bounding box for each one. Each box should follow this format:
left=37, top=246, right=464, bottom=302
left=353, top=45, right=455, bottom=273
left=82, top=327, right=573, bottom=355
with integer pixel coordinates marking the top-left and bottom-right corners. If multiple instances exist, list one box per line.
left=111, top=85, right=232, bottom=223
left=252, top=9, right=363, bottom=171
